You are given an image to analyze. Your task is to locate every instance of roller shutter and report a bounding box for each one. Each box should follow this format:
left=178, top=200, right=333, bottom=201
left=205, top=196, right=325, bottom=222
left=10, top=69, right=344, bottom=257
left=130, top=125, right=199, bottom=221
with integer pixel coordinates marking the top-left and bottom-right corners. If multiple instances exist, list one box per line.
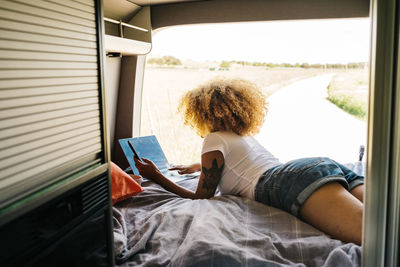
left=0, top=0, right=105, bottom=208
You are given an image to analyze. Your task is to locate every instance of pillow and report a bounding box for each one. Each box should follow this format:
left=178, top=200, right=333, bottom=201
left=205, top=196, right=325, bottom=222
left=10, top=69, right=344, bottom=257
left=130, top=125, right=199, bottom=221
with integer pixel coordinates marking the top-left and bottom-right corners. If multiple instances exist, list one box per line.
left=110, top=161, right=144, bottom=204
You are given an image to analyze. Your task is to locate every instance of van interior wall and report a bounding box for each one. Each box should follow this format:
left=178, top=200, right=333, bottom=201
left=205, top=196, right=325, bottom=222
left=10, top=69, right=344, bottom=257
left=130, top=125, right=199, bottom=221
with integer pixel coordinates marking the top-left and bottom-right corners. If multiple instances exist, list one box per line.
left=151, top=0, right=370, bottom=29
left=112, top=56, right=139, bottom=169
left=105, top=56, right=122, bottom=154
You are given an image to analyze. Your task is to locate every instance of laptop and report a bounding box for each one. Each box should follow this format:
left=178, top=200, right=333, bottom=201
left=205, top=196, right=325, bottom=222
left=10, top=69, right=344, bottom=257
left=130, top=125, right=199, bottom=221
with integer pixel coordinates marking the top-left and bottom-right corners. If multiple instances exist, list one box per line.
left=119, top=135, right=199, bottom=183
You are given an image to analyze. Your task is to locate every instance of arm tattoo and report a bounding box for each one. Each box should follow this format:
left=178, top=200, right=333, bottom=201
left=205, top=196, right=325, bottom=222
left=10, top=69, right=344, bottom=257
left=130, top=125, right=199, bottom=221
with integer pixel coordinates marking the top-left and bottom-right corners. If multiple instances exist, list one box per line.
left=201, top=158, right=224, bottom=192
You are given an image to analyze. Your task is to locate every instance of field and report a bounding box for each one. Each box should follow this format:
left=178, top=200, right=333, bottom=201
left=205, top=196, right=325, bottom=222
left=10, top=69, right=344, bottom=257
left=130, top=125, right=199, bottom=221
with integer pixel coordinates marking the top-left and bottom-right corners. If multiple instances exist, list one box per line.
left=327, top=69, right=369, bottom=120
left=141, top=67, right=369, bottom=164
left=140, top=67, right=334, bottom=165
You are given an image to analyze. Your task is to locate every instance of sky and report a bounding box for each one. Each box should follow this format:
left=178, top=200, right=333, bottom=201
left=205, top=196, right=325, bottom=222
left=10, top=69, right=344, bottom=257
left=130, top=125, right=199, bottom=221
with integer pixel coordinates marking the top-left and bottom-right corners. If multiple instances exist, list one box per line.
left=150, top=18, right=370, bottom=64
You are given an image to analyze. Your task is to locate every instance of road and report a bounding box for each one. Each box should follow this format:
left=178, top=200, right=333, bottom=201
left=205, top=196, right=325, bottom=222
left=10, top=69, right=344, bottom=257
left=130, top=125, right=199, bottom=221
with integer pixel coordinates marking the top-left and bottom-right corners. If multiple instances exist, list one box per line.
left=255, top=74, right=367, bottom=164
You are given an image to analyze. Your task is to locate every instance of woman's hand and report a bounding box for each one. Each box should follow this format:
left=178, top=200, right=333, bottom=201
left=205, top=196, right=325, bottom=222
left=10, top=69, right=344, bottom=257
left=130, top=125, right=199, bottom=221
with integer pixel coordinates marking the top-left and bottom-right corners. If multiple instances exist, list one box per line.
left=169, top=163, right=201, bottom=174
left=134, top=157, right=162, bottom=182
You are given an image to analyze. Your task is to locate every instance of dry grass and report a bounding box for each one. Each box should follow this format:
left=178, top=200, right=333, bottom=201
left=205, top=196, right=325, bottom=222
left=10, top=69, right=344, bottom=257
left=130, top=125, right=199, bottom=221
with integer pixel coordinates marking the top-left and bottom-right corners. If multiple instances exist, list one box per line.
left=328, top=69, right=369, bottom=120
left=140, top=67, right=329, bottom=165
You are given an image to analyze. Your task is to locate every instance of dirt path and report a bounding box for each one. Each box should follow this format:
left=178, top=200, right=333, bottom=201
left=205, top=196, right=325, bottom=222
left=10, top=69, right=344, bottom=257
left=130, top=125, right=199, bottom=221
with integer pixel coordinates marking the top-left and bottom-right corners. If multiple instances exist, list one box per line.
left=255, top=74, right=367, bottom=164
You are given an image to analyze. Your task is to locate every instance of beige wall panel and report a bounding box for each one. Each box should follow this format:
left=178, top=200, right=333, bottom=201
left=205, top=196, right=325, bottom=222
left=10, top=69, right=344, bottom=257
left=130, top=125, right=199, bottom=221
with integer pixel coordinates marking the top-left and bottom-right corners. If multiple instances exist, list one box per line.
left=0, top=40, right=97, bottom=55
left=0, top=132, right=101, bottom=170
left=0, top=30, right=96, bottom=48
left=47, top=0, right=95, bottom=13
left=73, top=0, right=95, bottom=7
left=1, top=124, right=100, bottom=159
left=0, top=110, right=100, bottom=140
left=104, top=56, right=121, bottom=153
left=0, top=60, right=97, bottom=70
left=112, top=56, right=137, bottom=168
left=0, top=69, right=98, bottom=79
left=0, top=104, right=99, bottom=129
left=0, top=90, right=99, bottom=110
left=0, top=50, right=97, bottom=62
left=0, top=0, right=104, bottom=210
left=0, top=98, right=99, bottom=119
left=15, top=0, right=95, bottom=20
left=0, top=84, right=98, bottom=98
left=0, top=77, right=98, bottom=89
left=0, top=142, right=102, bottom=188
left=0, top=9, right=96, bottom=34
left=0, top=20, right=96, bottom=41
left=0, top=117, right=100, bottom=150
left=0, top=1, right=95, bottom=27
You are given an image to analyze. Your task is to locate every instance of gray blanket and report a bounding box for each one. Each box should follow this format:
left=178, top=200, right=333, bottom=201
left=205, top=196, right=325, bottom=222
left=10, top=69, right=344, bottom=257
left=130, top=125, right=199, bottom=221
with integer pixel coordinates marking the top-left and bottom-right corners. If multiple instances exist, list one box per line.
left=113, top=176, right=361, bottom=266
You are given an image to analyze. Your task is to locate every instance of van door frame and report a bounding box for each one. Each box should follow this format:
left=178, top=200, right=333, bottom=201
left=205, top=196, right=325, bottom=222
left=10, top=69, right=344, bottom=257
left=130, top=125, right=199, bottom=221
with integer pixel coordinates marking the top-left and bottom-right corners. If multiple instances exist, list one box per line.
left=363, top=0, right=399, bottom=265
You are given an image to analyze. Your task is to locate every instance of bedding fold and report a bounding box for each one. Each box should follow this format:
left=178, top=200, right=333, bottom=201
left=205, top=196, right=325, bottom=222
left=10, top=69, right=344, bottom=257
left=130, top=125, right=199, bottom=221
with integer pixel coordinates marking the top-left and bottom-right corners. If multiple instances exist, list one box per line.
left=113, top=178, right=361, bottom=266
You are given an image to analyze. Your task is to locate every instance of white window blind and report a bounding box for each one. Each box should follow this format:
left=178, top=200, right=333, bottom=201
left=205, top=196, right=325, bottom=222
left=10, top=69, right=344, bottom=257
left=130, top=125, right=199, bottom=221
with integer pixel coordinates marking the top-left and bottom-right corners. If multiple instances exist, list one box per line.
left=0, top=0, right=105, bottom=208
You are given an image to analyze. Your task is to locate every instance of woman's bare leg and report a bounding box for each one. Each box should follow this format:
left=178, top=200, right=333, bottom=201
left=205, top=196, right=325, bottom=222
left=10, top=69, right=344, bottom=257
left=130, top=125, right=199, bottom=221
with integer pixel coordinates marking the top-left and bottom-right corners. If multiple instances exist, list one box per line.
left=350, top=184, right=364, bottom=203
left=300, top=182, right=363, bottom=245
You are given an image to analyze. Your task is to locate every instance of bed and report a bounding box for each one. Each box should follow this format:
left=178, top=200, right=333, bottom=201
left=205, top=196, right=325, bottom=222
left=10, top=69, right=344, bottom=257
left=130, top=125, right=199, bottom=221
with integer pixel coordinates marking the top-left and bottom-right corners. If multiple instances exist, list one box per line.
left=113, top=163, right=364, bottom=266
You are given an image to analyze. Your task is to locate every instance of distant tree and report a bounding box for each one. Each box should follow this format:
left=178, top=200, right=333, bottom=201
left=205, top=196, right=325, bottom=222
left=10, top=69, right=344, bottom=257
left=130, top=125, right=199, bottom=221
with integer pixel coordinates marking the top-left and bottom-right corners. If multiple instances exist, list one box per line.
left=252, top=62, right=263, bottom=66
left=279, top=63, right=293, bottom=68
left=326, top=63, right=345, bottom=69
left=147, top=56, right=181, bottom=66
left=265, top=63, right=278, bottom=68
left=310, top=64, right=324, bottom=69
left=220, top=61, right=231, bottom=68
left=147, top=57, right=160, bottom=64
left=347, top=62, right=366, bottom=69
left=162, top=56, right=182, bottom=65
left=301, top=63, right=310, bottom=69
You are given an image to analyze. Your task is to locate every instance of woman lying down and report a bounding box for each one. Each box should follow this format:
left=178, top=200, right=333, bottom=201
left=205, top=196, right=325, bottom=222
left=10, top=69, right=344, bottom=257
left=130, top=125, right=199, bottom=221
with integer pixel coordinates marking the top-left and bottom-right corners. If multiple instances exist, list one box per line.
left=134, top=77, right=364, bottom=245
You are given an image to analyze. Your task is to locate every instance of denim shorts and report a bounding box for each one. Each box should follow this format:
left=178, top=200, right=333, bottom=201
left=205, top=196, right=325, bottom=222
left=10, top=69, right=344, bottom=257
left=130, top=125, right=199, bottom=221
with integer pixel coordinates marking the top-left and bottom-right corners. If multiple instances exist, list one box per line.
left=254, top=157, right=364, bottom=217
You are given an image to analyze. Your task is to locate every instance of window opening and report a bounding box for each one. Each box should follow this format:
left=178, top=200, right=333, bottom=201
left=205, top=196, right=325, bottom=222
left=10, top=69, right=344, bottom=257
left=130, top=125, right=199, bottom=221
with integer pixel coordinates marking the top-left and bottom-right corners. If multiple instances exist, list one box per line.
left=141, top=19, right=369, bottom=167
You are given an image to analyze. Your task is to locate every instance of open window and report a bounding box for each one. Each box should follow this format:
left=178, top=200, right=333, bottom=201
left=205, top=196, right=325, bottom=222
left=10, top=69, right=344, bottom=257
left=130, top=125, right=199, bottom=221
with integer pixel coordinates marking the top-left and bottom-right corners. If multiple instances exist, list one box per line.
left=141, top=19, right=370, bottom=166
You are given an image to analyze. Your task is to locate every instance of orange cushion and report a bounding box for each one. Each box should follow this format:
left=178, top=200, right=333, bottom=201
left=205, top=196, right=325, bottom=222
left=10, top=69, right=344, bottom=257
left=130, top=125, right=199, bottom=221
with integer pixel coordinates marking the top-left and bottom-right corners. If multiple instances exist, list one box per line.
left=110, top=161, right=144, bottom=204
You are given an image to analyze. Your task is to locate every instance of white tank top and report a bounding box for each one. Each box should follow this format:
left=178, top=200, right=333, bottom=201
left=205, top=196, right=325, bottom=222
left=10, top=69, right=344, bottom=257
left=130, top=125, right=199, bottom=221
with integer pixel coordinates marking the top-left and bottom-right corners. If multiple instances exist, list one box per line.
left=201, top=131, right=281, bottom=199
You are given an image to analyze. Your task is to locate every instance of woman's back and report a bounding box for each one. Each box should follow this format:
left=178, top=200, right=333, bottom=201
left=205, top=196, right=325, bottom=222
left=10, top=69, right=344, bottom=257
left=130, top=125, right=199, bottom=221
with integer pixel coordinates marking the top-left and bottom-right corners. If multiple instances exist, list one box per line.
left=202, top=131, right=280, bottom=199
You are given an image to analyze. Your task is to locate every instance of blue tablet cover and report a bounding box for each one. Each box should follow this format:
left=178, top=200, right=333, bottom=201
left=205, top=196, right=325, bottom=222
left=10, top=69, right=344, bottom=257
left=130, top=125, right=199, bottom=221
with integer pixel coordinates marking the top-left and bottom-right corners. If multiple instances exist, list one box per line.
left=119, top=135, right=170, bottom=176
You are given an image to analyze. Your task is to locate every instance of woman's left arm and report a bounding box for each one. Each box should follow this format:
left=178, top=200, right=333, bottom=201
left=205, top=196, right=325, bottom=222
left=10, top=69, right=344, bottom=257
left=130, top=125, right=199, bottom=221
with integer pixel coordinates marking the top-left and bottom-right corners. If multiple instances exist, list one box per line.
left=194, top=150, right=224, bottom=199
left=134, top=151, right=224, bottom=199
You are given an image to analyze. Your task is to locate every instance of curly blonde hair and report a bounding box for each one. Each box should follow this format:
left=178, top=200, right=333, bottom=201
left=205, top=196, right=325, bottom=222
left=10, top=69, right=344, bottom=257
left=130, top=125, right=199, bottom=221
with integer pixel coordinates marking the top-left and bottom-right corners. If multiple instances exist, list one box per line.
left=178, top=77, right=267, bottom=137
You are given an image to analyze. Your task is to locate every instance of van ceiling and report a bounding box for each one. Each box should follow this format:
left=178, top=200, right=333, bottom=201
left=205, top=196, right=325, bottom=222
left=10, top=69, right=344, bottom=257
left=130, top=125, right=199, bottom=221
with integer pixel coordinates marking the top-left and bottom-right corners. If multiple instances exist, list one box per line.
left=104, top=0, right=199, bottom=21
left=105, top=0, right=370, bottom=30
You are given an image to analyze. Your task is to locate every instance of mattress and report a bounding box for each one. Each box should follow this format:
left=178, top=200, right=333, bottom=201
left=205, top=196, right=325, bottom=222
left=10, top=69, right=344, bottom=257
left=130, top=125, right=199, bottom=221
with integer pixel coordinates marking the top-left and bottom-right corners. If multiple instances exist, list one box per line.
left=113, top=162, right=364, bottom=266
